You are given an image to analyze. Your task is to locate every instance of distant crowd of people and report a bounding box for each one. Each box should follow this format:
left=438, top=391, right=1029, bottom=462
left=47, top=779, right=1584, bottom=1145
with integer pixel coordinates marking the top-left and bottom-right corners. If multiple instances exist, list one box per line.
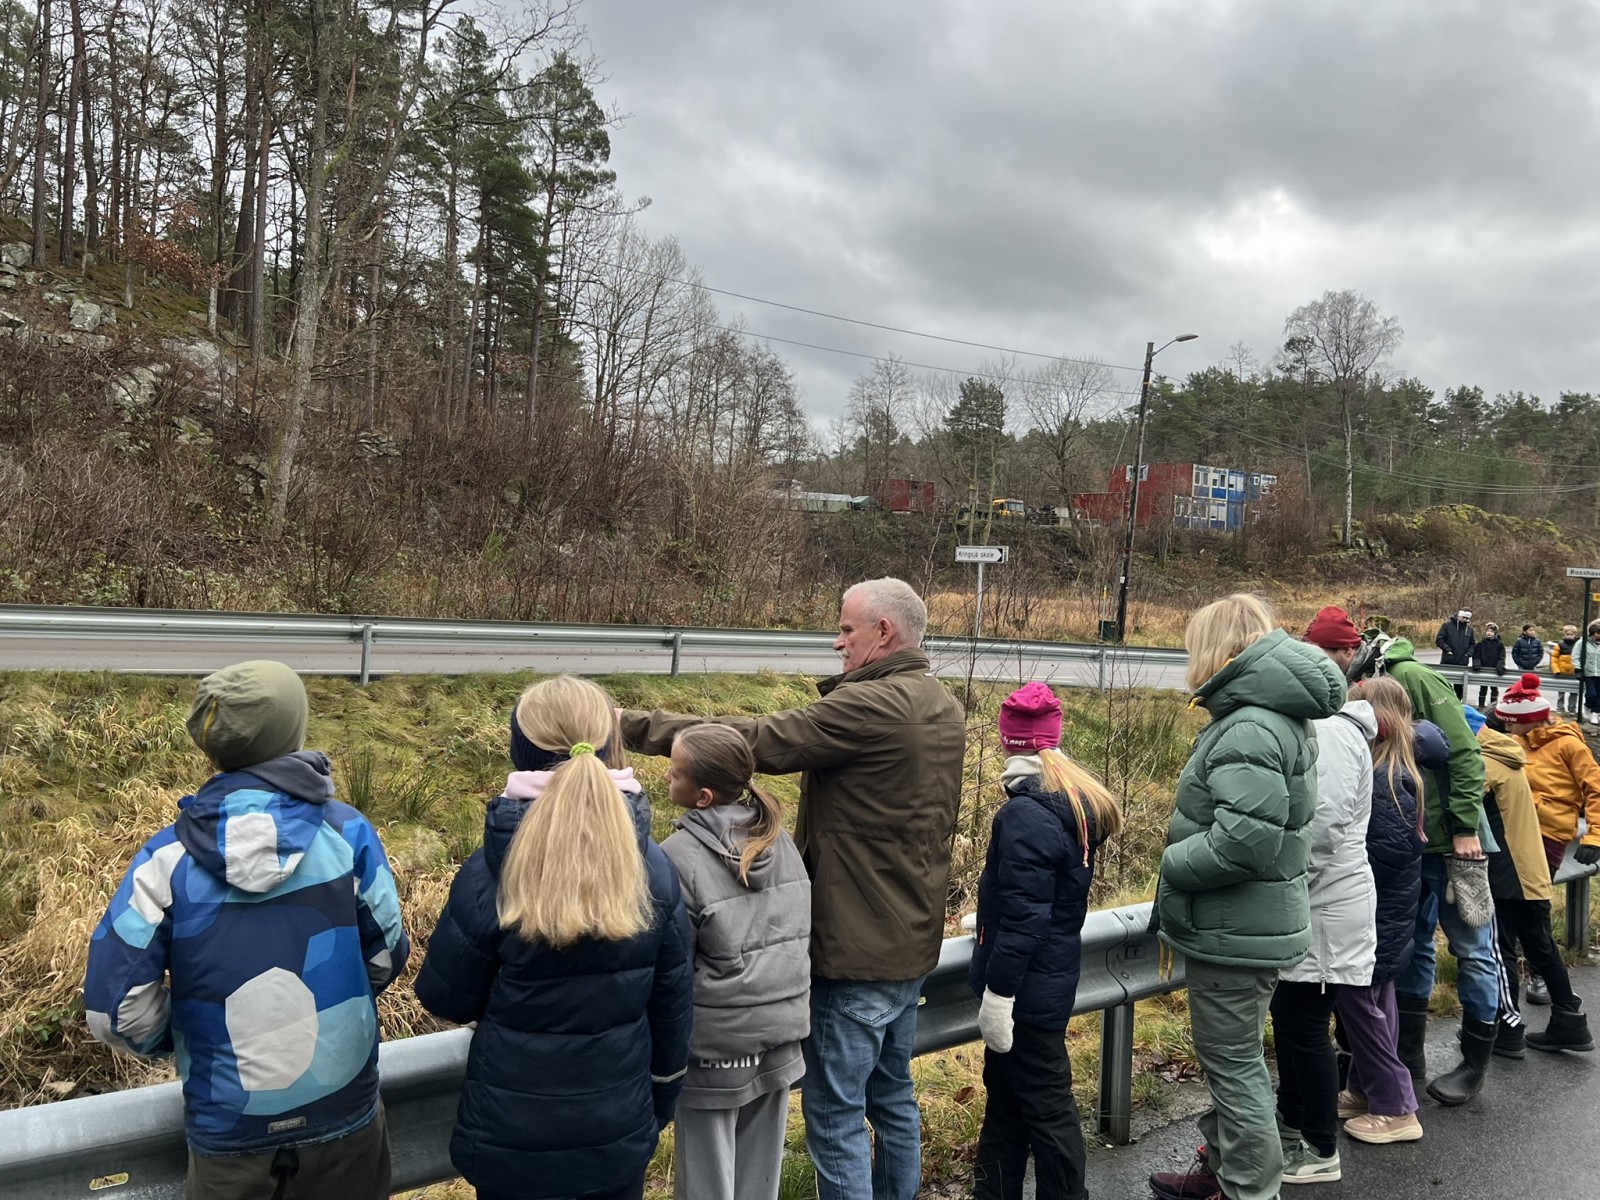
left=1434, top=609, right=1600, bottom=721
left=77, top=583, right=1600, bottom=1200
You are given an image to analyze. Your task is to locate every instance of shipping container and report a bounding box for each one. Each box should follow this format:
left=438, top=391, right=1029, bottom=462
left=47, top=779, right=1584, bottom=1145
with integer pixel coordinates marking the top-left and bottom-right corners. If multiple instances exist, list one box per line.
left=872, top=477, right=938, bottom=514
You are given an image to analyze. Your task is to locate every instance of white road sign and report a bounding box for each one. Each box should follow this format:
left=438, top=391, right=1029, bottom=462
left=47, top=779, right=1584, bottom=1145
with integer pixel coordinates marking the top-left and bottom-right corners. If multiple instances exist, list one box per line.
left=956, top=545, right=1008, bottom=564
left=1567, top=567, right=1600, bottom=579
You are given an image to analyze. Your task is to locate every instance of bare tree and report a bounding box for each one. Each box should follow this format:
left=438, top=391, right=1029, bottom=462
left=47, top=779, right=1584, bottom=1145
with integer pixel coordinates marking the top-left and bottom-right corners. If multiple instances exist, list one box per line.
left=1020, top=354, right=1113, bottom=524
left=1283, top=290, right=1402, bottom=545
left=845, top=356, right=912, bottom=494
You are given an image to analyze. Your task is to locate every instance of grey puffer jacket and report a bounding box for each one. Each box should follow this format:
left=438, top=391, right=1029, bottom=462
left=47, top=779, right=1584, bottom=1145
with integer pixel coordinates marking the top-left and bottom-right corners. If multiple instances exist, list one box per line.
left=662, top=805, right=812, bottom=1061
left=1280, top=699, right=1378, bottom=987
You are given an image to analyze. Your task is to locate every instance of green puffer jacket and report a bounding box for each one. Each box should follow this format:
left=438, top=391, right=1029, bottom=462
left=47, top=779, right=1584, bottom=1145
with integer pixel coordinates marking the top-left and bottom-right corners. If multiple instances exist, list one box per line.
left=1155, top=629, right=1347, bottom=970
left=1382, top=637, right=1486, bottom=852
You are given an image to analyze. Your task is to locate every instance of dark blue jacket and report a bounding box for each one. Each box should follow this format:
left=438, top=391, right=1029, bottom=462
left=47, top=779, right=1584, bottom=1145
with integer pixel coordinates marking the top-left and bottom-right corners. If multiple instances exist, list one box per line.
left=1365, top=722, right=1448, bottom=983
left=968, top=772, right=1106, bottom=1027
left=1471, top=635, right=1506, bottom=673
left=415, top=790, right=692, bottom=1200
left=1512, top=635, right=1544, bottom=671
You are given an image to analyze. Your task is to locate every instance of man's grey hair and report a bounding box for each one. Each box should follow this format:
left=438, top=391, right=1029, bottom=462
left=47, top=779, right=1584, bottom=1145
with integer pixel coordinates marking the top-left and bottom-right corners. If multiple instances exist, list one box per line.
left=843, top=578, right=928, bottom=646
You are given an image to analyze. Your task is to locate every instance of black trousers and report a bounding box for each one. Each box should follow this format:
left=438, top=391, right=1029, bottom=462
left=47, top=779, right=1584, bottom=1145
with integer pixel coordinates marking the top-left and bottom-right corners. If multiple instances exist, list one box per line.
left=1270, top=980, right=1340, bottom=1157
left=1497, top=897, right=1578, bottom=1010
left=479, top=1182, right=642, bottom=1200
left=973, top=1021, right=1087, bottom=1200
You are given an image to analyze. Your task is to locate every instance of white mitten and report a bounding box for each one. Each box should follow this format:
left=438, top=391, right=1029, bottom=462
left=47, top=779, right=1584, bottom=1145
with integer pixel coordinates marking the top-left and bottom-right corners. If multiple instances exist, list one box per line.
left=978, top=989, right=1015, bottom=1053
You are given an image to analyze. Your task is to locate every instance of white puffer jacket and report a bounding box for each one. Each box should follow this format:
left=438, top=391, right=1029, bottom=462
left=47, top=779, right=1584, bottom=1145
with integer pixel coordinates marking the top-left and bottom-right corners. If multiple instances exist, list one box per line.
left=1281, top=699, right=1379, bottom=986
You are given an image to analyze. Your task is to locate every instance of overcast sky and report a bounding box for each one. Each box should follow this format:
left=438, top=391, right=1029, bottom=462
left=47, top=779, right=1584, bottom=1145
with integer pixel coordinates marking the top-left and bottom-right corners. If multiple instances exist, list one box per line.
left=577, top=0, right=1600, bottom=425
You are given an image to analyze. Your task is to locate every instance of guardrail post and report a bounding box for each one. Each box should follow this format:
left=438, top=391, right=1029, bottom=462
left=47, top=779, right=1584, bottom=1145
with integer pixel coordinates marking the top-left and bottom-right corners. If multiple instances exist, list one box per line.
left=1567, top=875, right=1592, bottom=955
left=1097, top=1000, right=1136, bottom=1145
left=670, top=632, right=683, bottom=677
left=1097, top=647, right=1108, bottom=692
left=359, top=623, right=374, bottom=686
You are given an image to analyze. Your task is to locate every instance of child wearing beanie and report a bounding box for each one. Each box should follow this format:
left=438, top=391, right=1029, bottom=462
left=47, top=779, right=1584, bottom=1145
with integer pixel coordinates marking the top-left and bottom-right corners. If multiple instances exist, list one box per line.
left=85, top=661, right=409, bottom=1198
left=968, top=682, right=1122, bottom=1200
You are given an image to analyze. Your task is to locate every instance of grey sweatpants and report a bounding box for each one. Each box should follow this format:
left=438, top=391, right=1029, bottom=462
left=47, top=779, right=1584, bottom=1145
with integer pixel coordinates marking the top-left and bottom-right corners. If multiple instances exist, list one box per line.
left=673, top=1087, right=790, bottom=1200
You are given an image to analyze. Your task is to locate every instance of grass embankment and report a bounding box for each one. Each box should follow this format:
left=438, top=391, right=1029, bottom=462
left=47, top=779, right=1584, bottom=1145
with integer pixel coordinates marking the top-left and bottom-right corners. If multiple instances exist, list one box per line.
left=5, top=667, right=1551, bottom=1196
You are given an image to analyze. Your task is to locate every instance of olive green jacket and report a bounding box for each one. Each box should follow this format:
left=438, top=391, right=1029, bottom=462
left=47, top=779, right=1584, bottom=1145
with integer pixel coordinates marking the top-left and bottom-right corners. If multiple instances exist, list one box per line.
left=1155, top=630, right=1347, bottom=970
left=620, top=648, right=966, bottom=982
left=1383, top=637, right=1487, bottom=852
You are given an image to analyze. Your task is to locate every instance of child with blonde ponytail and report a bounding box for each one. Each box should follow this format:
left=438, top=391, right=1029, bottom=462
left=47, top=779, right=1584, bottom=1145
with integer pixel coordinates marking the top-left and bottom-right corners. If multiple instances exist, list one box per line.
left=660, top=724, right=811, bottom=1200
left=969, top=682, right=1121, bottom=1200
left=417, top=676, right=692, bottom=1200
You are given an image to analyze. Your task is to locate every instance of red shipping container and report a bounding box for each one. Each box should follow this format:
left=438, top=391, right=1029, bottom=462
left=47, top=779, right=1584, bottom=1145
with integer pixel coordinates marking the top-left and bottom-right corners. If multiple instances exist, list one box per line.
left=874, top=478, right=937, bottom=513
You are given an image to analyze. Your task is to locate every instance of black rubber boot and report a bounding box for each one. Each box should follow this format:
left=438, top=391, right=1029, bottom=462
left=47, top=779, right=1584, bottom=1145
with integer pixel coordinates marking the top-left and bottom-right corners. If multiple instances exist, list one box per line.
left=1427, top=1018, right=1496, bottom=1106
left=1527, top=1003, right=1595, bottom=1053
left=1493, top=1019, right=1526, bottom=1060
left=1397, top=993, right=1431, bottom=1085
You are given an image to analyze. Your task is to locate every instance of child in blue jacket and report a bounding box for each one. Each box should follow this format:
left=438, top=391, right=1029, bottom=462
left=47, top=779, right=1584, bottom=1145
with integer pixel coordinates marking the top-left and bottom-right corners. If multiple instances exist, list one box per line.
left=85, top=660, right=409, bottom=1199
left=968, top=682, right=1121, bottom=1200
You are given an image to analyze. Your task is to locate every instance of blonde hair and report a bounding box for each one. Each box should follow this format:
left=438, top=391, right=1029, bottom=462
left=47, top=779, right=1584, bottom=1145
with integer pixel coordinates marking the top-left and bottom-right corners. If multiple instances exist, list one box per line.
left=1185, top=593, right=1275, bottom=691
left=1038, top=747, right=1123, bottom=846
left=671, top=725, right=783, bottom=885
left=1351, top=677, right=1424, bottom=835
left=498, top=677, right=652, bottom=947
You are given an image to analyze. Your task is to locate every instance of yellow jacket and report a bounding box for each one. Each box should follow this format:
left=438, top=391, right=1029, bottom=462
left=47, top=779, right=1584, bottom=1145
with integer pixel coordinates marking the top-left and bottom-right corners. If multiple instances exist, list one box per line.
left=1552, top=643, right=1575, bottom=674
left=1520, top=721, right=1600, bottom=849
left=1479, top=727, right=1552, bottom=901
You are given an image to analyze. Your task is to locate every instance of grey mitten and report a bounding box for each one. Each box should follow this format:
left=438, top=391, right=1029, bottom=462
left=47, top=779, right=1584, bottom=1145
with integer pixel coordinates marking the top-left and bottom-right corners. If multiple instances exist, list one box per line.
left=1445, top=856, right=1494, bottom=928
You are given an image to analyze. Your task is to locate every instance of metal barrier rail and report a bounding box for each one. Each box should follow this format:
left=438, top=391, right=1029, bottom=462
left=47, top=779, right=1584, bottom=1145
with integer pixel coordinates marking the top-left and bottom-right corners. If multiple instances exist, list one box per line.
left=0, top=905, right=1179, bottom=1198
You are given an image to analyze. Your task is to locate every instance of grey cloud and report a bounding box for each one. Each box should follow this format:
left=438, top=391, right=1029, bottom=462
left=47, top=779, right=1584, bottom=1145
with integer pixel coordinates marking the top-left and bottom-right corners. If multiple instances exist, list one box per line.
left=579, top=0, right=1600, bottom=418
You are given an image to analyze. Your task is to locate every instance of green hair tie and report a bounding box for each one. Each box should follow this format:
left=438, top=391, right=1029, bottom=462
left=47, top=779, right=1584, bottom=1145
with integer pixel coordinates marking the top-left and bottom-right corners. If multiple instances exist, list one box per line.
left=569, top=742, right=596, bottom=757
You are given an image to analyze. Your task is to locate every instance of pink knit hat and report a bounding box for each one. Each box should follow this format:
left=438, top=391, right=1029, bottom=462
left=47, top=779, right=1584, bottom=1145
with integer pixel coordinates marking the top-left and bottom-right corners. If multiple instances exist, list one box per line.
left=1496, top=673, right=1552, bottom=727
left=999, top=682, right=1063, bottom=751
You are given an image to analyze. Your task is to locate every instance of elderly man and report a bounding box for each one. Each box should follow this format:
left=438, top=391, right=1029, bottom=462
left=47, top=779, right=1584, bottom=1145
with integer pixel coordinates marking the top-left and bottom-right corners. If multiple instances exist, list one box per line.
left=620, top=578, right=965, bottom=1200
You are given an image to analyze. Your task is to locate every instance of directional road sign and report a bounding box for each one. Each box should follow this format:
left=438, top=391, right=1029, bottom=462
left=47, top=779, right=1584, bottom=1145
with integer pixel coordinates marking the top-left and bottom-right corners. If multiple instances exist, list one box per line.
left=956, top=545, right=1008, bottom=564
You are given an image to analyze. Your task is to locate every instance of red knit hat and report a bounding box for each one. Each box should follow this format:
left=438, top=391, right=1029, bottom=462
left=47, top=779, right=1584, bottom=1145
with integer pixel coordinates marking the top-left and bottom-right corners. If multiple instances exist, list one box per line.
left=1304, top=606, right=1362, bottom=650
left=1496, top=673, right=1552, bottom=727
left=999, top=681, right=1063, bottom=752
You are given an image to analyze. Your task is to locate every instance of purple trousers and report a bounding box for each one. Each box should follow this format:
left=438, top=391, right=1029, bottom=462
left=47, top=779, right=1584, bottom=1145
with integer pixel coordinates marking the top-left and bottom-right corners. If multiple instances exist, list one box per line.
left=1334, top=980, right=1417, bottom=1117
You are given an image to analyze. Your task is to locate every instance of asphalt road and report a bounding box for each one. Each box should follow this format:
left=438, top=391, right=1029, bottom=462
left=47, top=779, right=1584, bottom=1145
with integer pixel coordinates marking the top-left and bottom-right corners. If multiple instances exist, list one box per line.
left=0, top=636, right=1199, bottom=691
left=1076, top=970, right=1600, bottom=1199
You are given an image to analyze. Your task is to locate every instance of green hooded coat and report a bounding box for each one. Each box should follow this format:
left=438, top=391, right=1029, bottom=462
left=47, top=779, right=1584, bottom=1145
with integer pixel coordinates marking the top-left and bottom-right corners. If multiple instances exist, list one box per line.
left=1155, top=629, right=1347, bottom=970
left=1382, top=637, right=1486, bottom=852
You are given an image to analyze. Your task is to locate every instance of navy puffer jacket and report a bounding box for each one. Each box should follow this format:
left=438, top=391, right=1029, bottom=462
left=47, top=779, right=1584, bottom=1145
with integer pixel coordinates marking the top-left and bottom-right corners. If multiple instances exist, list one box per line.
left=1365, top=721, right=1448, bottom=983
left=415, top=790, right=692, bottom=1200
left=969, top=766, right=1107, bottom=1027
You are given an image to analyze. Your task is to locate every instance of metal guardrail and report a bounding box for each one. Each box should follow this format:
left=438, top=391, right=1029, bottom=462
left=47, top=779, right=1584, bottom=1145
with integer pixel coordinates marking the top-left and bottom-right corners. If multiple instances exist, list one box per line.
left=0, top=905, right=1179, bottom=1198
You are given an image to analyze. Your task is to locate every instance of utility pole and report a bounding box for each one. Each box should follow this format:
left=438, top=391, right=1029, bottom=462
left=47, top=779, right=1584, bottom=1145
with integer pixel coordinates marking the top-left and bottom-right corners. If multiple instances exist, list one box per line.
left=1113, top=333, right=1198, bottom=644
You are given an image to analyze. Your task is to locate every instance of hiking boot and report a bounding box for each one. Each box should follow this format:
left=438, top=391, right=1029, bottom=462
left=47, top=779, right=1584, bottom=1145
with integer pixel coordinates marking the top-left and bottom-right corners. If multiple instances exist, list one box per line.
left=1527, top=1003, right=1595, bottom=1052
left=1396, top=992, right=1430, bottom=1085
left=1494, top=1018, right=1526, bottom=1060
left=1526, top=975, right=1551, bottom=1006
left=1344, top=1112, right=1424, bottom=1144
left=1149, top=1147, right=1219, bottom=1199
left=1427, top=1018, right=1496, bottom=1106
left=1281, top=1140, right=1341, bottom=1185
left=1336, top=1088, right=1368, bottom=1119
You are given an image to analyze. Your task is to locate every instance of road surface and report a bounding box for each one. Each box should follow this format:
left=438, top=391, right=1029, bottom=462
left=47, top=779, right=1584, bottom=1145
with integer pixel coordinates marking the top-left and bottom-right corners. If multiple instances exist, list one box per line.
left=1075, top=972, right=1599, bottom=1199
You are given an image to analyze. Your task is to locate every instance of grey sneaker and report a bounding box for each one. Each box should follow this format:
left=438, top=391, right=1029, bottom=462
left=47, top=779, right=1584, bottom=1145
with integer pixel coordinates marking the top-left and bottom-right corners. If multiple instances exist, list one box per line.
left=1282, top=1140, right=1342, bottom=1185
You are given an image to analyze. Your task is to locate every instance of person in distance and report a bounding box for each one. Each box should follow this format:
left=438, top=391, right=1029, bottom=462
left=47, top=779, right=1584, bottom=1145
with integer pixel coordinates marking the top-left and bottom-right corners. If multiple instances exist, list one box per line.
left=968, top=682, right=1122, bottom=1200
left=85, top=660, right=409, bottom=1200
left=1148, top=594, right=1346, bottom=1200
left=1470, top=622, right=1507, bottom=709
left=1549, top=625, right=1579, bottom=715
left=415, top=676, right=692, bottom=1200
left=1511, top=624, right=1544, bottom=673
left=1435, top=609, right=1475, bottom=699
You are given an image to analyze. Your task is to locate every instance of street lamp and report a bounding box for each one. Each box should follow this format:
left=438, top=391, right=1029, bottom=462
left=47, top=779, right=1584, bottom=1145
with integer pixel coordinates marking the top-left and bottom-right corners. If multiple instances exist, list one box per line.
left=1113, top=334, right=1198, bottom=644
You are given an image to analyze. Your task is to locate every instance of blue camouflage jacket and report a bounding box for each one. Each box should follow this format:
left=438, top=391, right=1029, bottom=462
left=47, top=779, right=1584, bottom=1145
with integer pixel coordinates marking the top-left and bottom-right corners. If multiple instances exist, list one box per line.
left=84, top=751, right=409, bottom=1155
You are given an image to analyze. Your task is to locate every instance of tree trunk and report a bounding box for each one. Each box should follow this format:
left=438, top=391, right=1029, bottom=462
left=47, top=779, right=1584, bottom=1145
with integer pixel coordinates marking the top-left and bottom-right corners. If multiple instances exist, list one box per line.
left=268, top=0, right=333, bottom=539
left=1342, top=396, right=1354, bottom=546
left=105, top=0, right=121, bottom=260
left=60, top=0, right=85, bottom=266
left=362, top=255, right=379, bottom=430
left=78, top=1, right=98, bottom=262
left=250, top=54, right=270, bottom=359
left=30, top=0, right=51, bottom=266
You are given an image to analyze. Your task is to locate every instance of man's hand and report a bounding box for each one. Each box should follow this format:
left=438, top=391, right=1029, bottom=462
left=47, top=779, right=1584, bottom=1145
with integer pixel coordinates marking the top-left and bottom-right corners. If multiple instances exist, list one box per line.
left=1452, top=834, right=1484, bottom=860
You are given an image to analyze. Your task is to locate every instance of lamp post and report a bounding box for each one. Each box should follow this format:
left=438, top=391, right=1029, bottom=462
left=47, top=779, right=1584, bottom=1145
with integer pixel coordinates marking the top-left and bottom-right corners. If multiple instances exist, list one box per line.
left=1113, top=333, right=1198, bottom=644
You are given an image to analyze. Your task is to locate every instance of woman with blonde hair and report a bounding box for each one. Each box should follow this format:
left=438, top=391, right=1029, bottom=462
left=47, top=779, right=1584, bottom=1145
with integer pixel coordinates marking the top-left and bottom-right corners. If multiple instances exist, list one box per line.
left=417, top=676, right=693, bottom=1200
left=1149, top=595, right=1346, bottom=1200
left=969, top=682, right=1121, bottom=1200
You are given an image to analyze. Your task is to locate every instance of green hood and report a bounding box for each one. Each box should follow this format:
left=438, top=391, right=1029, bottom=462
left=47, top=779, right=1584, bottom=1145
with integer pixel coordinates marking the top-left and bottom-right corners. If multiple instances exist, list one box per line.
left=1196, top=628, right=1346, bottom=722
left=1383, top=636, right=1420, bottom=666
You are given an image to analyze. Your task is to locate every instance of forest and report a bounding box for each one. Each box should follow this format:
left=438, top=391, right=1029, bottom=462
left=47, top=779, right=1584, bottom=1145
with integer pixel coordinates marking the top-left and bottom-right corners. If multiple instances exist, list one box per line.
left=0, top=0, right=1596, bottom=632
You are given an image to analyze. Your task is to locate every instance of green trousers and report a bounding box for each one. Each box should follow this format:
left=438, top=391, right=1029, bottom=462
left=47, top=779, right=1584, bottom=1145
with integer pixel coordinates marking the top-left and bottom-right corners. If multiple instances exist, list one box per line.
left=1186, top=958, right=1282, bottom=1200
left=185, top=1104, right=390, bottom=1200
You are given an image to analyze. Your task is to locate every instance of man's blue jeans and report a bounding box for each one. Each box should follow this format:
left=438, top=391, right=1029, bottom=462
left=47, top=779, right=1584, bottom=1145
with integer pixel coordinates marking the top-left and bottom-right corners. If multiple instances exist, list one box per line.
left=1397, top=854, right=1500, bottom=1024
left=801, top=976, right=925, bottom=1200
